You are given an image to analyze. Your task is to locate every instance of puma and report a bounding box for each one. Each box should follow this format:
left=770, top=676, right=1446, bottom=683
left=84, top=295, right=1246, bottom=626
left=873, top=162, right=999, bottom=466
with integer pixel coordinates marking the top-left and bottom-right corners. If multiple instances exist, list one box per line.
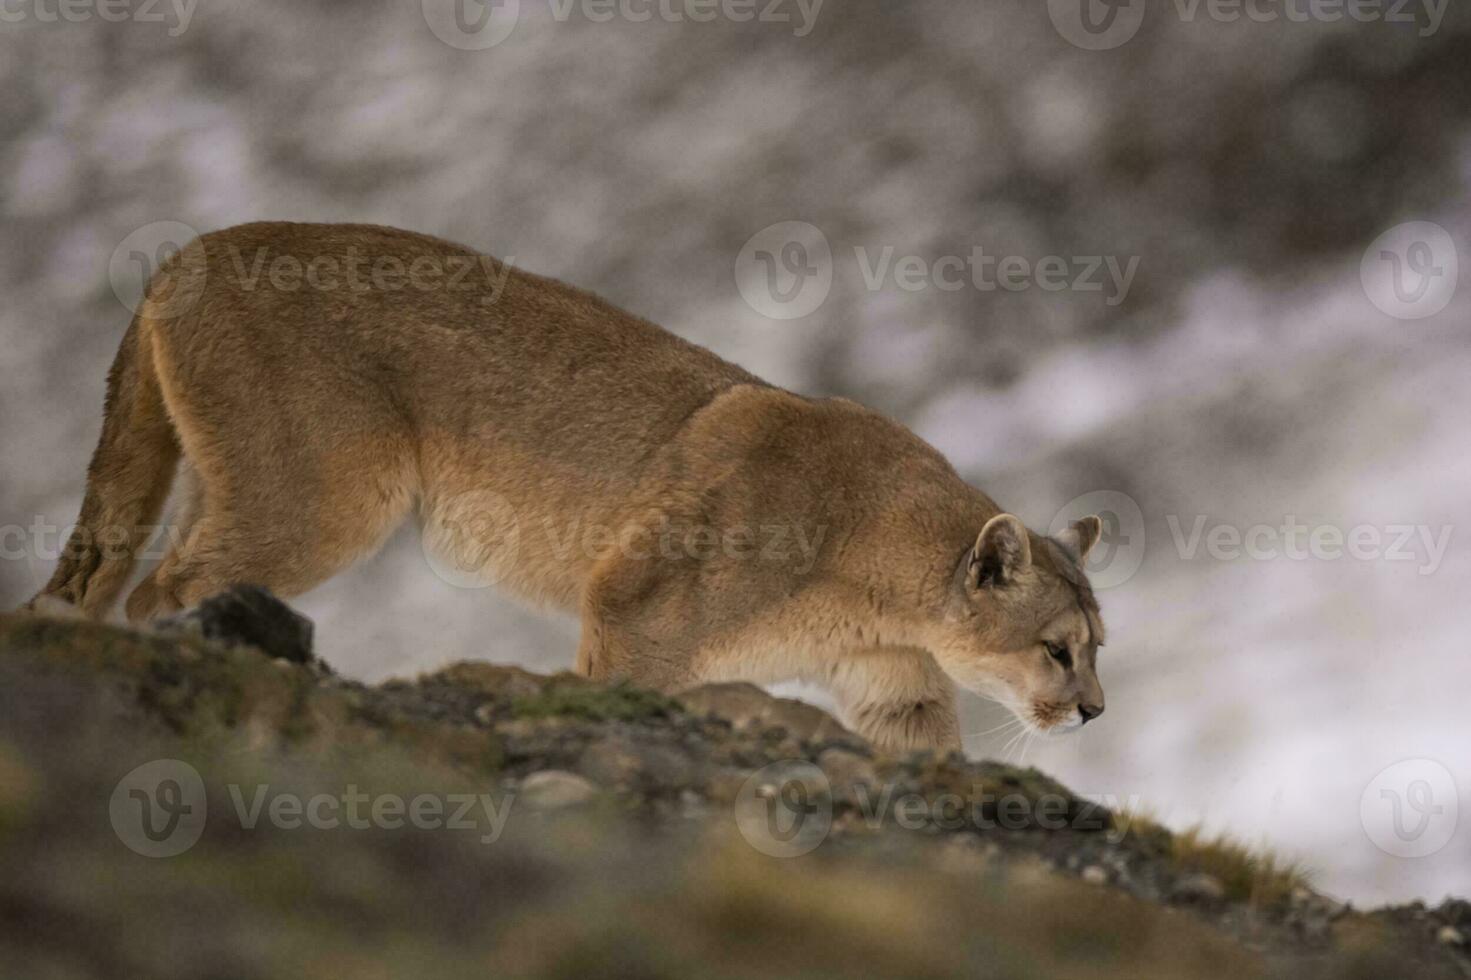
left=29, top=222, right=1107, bottom=752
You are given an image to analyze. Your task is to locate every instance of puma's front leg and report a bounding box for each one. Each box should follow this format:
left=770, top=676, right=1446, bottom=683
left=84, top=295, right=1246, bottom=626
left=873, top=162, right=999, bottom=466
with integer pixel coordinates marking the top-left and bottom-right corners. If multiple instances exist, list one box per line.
left=575, top=553, right=703, bottom=692
left=829, top=647, right=961, bottom=754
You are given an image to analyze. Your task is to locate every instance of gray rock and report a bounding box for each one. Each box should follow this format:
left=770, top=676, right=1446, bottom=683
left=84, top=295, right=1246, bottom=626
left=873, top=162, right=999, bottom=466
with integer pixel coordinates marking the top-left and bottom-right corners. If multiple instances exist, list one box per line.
left=817, top=747, right=878, bottom=807
left=577, top=735, right=695, bottom=790
left=519, top=770, right=599, bottom=809
left=160, top=585, right=315, bottom=666
left=1172, top=873, right=1227, bottom=904
left=679, top=682, right=854, bottom=745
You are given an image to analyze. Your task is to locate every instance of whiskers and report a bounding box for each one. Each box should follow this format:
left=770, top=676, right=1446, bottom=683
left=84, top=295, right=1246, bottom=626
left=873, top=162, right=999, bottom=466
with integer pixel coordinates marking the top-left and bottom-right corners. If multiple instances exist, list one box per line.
left=968, top=716, right=1028, bottom=739
left=964, top=708, right=1044, bottom=766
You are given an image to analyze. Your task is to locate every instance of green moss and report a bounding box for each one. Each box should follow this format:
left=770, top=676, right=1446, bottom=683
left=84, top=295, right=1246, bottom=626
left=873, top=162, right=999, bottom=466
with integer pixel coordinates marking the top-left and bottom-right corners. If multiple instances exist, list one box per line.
left=511, top=679, right=681, bottom=723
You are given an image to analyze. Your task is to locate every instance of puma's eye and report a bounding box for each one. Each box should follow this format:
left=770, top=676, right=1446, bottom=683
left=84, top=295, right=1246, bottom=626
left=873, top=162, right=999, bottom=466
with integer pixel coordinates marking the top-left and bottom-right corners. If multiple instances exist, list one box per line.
left=1046, top=643, right=1072, bottom=668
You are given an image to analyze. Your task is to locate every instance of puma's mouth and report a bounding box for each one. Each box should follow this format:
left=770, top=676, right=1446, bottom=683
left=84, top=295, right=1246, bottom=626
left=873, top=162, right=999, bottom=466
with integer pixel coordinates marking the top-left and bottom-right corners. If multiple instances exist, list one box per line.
left=1030, top=700, right=1083, bottom=734
left=988, top=695, right=1055, bottom=736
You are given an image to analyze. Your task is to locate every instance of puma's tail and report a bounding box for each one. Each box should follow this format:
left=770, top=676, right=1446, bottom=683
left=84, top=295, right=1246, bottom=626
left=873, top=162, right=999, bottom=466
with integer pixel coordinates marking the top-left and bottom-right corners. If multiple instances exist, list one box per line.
left=28, top=313, right=180, bottom=618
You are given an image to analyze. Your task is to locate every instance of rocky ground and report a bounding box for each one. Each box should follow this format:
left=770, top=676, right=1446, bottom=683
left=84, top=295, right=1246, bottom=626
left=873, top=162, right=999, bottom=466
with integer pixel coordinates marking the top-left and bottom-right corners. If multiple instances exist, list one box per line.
left=0, top=588, right=1466, bottom=979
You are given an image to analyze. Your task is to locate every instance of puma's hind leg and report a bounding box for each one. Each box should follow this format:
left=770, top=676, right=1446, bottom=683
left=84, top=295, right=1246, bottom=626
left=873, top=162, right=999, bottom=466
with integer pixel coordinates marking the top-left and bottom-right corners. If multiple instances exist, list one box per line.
left=123, top=442, right=418, bottom=623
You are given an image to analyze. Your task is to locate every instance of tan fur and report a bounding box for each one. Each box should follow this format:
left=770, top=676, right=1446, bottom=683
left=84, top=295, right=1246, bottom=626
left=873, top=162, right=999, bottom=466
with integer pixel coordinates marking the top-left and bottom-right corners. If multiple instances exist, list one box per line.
left=28, top=222, right=1108, bottom=751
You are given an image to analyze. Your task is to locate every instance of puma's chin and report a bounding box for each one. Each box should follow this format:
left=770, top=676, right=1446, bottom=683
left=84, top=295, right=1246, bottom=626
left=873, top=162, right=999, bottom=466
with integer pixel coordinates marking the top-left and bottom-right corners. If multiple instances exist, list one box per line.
left=1040, top=713, right=1084, bottom=736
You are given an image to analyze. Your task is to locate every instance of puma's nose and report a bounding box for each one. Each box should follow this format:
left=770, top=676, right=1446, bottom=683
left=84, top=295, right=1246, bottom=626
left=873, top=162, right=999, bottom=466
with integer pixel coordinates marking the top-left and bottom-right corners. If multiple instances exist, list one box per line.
left=1078, top=703, right=1104, bottom=724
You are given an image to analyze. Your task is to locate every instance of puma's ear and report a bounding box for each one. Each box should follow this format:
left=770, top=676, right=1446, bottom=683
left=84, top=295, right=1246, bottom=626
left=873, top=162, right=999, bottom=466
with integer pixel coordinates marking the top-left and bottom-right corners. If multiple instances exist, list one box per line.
left=968, top=514, right=1032, bottom=589
left=1053, top=515, right=1103, bottom=565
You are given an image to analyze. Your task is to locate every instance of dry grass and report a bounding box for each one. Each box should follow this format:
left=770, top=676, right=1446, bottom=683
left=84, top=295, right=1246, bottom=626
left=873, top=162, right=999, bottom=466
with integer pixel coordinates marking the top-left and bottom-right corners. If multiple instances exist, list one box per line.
left=1170, top=826, right=1309, bottom=907
left=1108, top=802, right=1309, bottom=908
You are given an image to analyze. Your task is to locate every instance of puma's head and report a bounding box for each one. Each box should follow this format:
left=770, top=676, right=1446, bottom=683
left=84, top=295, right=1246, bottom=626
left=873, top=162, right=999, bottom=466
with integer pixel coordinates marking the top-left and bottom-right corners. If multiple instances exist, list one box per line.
left=930, top=513, right=1107, bottom=735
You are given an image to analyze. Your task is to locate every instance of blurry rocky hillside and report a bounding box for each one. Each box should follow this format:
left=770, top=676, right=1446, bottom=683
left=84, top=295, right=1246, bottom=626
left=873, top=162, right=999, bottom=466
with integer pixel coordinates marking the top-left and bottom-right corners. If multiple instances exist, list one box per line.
left=2, top=0, right=1469, bottom=904
left=2, top=593, right=1469, bottom=979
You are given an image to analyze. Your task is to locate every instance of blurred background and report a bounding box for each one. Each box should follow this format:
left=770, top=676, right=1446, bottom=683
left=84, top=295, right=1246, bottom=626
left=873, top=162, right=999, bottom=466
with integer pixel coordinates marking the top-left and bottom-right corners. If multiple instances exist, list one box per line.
left=2, top=0, right=1467, bottom=906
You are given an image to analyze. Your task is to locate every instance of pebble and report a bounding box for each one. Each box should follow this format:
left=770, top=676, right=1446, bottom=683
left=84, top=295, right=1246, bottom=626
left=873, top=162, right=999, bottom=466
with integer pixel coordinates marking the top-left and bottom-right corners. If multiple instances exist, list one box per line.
left=817, top=747, right=878, bottom=806
left=1171, top=872, right=1227, bottom=904
left=518, top=770, right=599, bottom=809
left=1081, top=865, right=1109, bottom=886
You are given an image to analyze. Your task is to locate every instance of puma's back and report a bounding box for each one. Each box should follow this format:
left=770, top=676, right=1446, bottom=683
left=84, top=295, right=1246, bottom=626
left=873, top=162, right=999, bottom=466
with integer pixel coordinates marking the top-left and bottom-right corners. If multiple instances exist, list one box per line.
left=165, top=221, right=762, bottom=484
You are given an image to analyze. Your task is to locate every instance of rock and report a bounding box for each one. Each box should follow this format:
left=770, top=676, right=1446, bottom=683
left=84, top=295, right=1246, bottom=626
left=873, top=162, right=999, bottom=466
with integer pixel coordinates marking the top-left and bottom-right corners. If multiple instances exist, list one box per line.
left=1172, top=873, right=1227, bottom=904
left=679, top=789, right=708, bottom=817
left=431, top=662, right=556, bottom=702
left=816, top=747, right=878, bottom=807
left=1437, top=926, right=1465, bottom=947
left=519, top=771, right=599, bottom=809
left=1082, top=865, right=1109, bottom=886
left=160, top=585, right=315, bottom=665
left=679, top=682, right=854, bottom=745
left=22, top=595, right=85, bottom=620
left=0, top=741, right=39, bottom=826
left=577, top=735, right=694, bottom=790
